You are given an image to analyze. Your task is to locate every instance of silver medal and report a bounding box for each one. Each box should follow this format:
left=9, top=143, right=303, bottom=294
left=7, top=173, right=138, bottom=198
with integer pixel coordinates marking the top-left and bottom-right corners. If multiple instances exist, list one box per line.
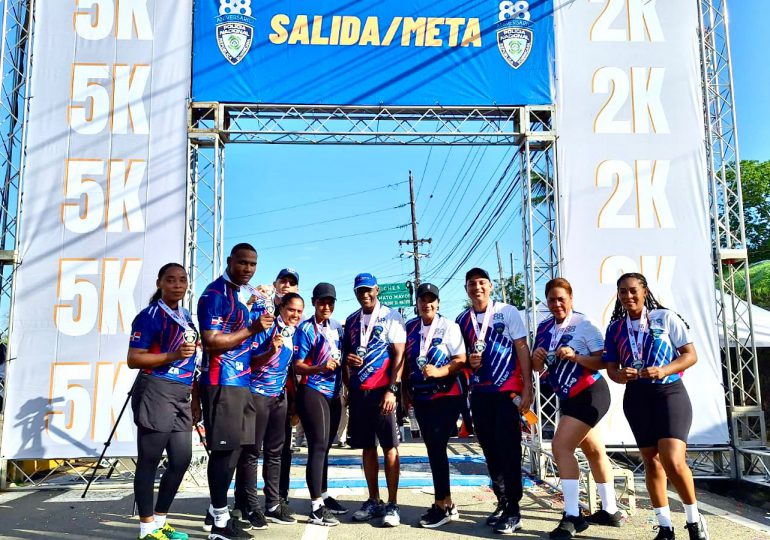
left=417, top=356, right=428, bottom=369
left=330, top=350, right=342, bottom=361
left=356, top=346, right=367, bottom=357
left=474, top=340, right=486, bottom=354
left=265, top=302, right=276, bottom=315
left=632, top=359, right=644, bottom=370
left=281, top=325, right=295, bottom=338
left=545, top=352, right=556, bottom=367
left=183, top=329, right=198, bottom=345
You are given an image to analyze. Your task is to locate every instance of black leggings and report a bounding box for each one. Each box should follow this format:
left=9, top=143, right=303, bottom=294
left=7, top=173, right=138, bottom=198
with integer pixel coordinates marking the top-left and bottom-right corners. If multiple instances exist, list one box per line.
left=208, top=448, right=242, bottom=509
left=414, top=396, right=463, bottom=501
left=296, top=385, right=342, bottom=499
left=134, top=427, right=192, bottom=518
left=470, top=391, right=523, bottom=513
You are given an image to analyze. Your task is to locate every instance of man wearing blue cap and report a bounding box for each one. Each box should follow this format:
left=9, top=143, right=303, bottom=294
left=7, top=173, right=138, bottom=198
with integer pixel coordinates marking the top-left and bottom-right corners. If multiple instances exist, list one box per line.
left=342, top=273, right=407, bottom=527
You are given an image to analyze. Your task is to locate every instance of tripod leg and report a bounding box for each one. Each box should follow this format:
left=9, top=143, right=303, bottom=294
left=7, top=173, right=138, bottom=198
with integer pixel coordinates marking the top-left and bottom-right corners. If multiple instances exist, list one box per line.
left=81, top=389, right=132, bottom=498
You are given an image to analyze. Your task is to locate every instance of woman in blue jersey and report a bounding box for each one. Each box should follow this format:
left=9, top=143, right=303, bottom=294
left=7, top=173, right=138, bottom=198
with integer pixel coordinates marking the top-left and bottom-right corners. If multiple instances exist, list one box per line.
left=127, top=263, right=198, bottom=540
left=403, top=283, right=466, bottom=529
left=603, top=273, right=709, bottom=540
left=532, top=278, right=621, bottom=539
left=293, top=283, right=348, bottom=526
left=234, top=292, right=304, bottom=528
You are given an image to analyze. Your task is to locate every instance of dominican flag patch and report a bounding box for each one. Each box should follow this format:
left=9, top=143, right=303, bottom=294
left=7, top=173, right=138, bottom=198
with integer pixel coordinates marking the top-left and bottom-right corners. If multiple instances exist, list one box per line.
left=211, top=316, right=223, bottom=326
left=130, top=332, right=142, bottom=342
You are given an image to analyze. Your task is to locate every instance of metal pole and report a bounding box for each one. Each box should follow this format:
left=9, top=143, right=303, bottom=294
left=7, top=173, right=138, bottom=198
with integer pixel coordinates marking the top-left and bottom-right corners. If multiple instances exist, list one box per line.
left=496, top=241, right=507, bottom=303
left=408, top=171, right=421, bottom=287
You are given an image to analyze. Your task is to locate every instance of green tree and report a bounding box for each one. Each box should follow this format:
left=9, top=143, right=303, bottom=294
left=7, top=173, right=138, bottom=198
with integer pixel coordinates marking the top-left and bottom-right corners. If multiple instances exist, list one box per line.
left=462, top=273, right=526, bottom=309
left=732, top=261, right=770, bottom=310
left=733, top=160, right=770, bottom=262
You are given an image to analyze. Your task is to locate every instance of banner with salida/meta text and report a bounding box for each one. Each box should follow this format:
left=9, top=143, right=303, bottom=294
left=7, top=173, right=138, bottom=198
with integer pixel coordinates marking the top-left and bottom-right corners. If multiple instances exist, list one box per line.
left=555, top=0, right=729, bottom=445
left=193, top=0, right=554, bottom=106
left=0, top=0, right=192, bottom=459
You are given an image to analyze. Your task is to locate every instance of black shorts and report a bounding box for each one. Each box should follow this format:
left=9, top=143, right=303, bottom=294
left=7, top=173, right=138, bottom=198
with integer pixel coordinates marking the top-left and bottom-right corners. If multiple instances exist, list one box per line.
left=623, top=379, right=693, bottom=448
left=200, top=384, right=257, bottom=451
left=131, top=373, right=192, bottom=433
left=348, top=386, right=399, bottom=450
left=559, top=377, right=611, bottom=428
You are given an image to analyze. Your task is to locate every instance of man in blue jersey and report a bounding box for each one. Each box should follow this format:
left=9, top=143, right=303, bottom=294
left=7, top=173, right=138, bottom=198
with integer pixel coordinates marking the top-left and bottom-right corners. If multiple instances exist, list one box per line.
left=197, top=243, right=274, bottom=540
left=343, top=273, right=406, bottom=527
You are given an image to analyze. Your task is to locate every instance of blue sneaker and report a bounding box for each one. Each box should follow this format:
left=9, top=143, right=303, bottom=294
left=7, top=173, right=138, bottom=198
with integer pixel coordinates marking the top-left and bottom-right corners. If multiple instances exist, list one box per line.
left=382, top=502, right=400, bottom=527
left=352, top=499, right=384, bottom=522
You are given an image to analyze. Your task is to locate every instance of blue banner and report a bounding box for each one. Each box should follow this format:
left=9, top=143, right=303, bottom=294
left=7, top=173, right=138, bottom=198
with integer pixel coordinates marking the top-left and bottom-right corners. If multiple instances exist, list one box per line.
left=192, top=0, right=554, bottom=106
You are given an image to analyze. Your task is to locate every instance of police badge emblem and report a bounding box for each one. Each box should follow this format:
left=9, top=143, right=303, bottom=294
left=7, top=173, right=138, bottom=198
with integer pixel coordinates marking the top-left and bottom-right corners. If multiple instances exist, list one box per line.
left=216, top=0, right=255, bottom=65
left=497, top=23, right=533, bottom=69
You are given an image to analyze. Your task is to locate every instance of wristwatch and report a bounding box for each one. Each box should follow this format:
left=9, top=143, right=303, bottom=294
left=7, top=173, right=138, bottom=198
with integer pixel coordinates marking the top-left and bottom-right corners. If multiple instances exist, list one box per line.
left=387, top=383, right=399, bottom=394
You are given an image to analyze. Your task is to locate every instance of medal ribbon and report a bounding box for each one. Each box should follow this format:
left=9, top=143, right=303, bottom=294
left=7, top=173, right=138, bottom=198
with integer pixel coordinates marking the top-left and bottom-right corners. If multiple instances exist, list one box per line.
left=548, top=311, right=573, bottom=355
left=157, top=299, right=192, bottom=331
left=359, top=302, right=382, bottom=349
left=471, top=301, right=494, bottom=344
left=314, top=317, right=340, bottom=355
left=242, top=283, right=275, bottom=312
left=626, top=307, right=648, bottom=368
left=419, top=316, right=440, bottom=358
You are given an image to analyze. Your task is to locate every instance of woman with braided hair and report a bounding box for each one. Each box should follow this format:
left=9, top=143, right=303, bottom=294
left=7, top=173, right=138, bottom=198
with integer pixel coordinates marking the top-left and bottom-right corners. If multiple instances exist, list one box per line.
left=602, top=273, right=709, bottom=540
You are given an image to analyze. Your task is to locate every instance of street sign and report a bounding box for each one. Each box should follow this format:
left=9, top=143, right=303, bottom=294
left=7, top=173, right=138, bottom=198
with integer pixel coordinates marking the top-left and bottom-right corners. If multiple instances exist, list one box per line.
left=379, top=282, right=412, bottom=308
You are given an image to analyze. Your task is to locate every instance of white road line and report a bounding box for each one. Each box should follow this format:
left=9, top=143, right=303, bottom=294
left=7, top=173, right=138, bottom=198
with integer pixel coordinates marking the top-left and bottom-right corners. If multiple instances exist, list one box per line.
left=301, top=522, right=331, bottom=540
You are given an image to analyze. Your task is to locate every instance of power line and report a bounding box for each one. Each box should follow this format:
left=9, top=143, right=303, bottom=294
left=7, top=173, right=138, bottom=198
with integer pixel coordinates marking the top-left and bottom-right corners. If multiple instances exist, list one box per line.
left=228, top=203, right=408, bottom=238
left=226, top=180, right=407, bottom=221
left=256, top=224, right=410, bottom=250
left=415, top=146, right=433, bottom=200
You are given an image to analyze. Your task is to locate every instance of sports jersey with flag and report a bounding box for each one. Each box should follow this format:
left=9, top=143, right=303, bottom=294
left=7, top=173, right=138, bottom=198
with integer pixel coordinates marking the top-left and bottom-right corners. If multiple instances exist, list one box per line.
left=293, top=316, right=344, bottom=399
left=129, top=302, right=198, bottom=385
left=342, top=305, right=406, bottom=391
left=250, top=321, right=296, bottom=397
left=534, top=312, right=604, bottom=400
left=197, top=276, right=251, bottom=387
left=456, top=302, right=527, bottom=393
left=603, top=308, right=691, bottom=385
left=405, top=315, right=465, bottom=401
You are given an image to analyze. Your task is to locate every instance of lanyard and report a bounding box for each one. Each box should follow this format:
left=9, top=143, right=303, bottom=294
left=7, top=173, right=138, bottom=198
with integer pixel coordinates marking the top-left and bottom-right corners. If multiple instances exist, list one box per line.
left=626, top=307, right=648, bottom=369
left=548, top=311, right=573, bottom=354
left=157, top=299, right=192, bottom=331
left=359, top=302, right=382, bottom=348
left=314, top=317, right=339, bottom=354
left=471, top=301, right=494, bottom=343
left=419, top=316, right=440, bottom=358
left=243, top=283, right=275, bottom=314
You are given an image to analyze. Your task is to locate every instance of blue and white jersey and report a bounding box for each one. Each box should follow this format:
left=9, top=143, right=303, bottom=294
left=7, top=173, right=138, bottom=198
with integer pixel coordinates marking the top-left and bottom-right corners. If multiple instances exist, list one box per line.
left=603, top=308, right=692, bottom=385
left=250, top=322, right=296, bottom=397
left=534, top=312, right=604, bottom=400
left=404, top=315, right=465, bottom=401
left=293, top=316, right=344, bottom=399
left=129, top=302, right=198, bottom=385
left=197, top=276, right=251, bottom=387
left=456, top=302, right=527, bottom=394
left=342, top=305, right=406, bottom=391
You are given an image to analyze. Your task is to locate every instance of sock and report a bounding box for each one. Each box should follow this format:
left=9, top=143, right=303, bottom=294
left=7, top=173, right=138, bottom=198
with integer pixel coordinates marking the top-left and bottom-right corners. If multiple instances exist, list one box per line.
left=654, top=506, right=672, bottom=528
left=268, top=504, right=279, bottom=512
left=596, top=482, right=618, bottom=514
left=321, top=491, right=330, bottom=500
left=311, top=498, right=324, bottom=511
left=153, top=514, right=166, bottom=529
left=212, top=505, right=229, bottom=528
left=684, top=502, right=700, bottom=524
left=562, top=479, right=580, bottom=517
left=139, top=520, right=156, bottom=537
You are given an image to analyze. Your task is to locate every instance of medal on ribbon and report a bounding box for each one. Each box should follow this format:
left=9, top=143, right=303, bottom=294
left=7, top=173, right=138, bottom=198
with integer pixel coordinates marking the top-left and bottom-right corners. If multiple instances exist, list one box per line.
left=546, top=311, right=573, bottom=368
left=626, top=307, right=648, bottom=370
left=418, top=316, right=439, bottom=375
left=157, top=299, right=197, bottom=345
left=471, top=302, right=494, bottom=357
left=358, top=303, right=381, bottom=360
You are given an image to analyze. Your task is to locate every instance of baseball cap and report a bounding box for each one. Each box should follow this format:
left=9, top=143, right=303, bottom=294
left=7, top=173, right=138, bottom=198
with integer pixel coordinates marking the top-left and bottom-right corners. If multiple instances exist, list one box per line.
left=312, top=282, right=337, bottom=300
left=354, top=273, right=378, bottom=290
left=465, top=267, right=491, bottom=282
left=416, top=282, right=440, bottom=300
left=275, top=268, right=299, bottom=284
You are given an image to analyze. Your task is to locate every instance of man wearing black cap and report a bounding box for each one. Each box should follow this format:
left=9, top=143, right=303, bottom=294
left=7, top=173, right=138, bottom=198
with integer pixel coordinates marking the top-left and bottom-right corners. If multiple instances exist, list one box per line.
left=343, top=273, right=406, bottom=526
left=293, top=282, right=348, bottom=525
left=456, top=267, right=533, bottom=534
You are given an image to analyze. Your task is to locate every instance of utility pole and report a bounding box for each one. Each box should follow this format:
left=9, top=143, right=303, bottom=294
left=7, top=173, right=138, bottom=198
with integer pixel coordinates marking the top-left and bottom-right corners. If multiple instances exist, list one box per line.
left=399, top=171, right=431, bottom=289
left=496, top=241, right=507, bottom=303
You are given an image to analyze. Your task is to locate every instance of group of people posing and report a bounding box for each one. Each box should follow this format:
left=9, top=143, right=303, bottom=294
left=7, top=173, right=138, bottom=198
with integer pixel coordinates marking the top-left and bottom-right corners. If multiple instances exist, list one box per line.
left=126, top=242, right=711, bottom=540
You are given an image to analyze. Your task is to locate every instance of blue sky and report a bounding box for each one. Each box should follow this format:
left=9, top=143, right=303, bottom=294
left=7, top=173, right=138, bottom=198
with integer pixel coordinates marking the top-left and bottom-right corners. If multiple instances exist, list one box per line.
left=222, top=1, right=769, bottom=321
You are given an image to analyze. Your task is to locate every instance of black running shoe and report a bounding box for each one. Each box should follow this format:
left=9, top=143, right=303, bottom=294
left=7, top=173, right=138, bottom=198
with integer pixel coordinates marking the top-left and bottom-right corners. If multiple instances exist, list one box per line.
left=419, top=504, right=451, bottom=529
left=308, top=506, right=340, bottom=527
left=585, top=509, right=625, bottom=527
left=203, top=510, right=214, bottom=532
left=246, top=508, right=268, bottom=531
left=549, top=513, right=589, bottom=539
left=230, top=508, right=253, bottom=531
left=323, top=496, right=348, bottom=515
left=207, top=519, right=253, bottom=540
left=486, top=497, right=508, bottom=526
left=684, top=517, right=709, bottom=540
left=653, top=526, right=676, bottom=540
left=493, top=512, right=523, bottom=535
left=266, top=502, right=297, bottom=525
